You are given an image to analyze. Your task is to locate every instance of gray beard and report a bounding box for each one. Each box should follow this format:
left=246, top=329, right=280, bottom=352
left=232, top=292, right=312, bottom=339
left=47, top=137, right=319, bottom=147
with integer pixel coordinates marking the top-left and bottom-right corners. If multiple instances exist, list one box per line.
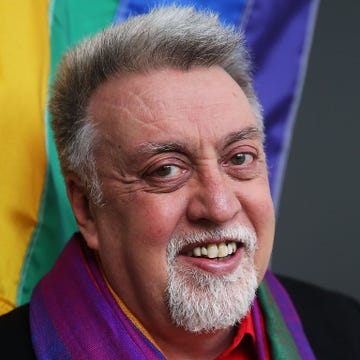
left=165, top=226, right=258, bottom=333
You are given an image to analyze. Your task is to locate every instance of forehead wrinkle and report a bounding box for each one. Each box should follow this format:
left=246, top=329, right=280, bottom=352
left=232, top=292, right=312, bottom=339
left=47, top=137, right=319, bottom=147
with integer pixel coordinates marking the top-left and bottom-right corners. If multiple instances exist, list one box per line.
left=99, top=103, right=173, bottom=142
left=120, top=89, right=158, bottom=126
left=93, top=83, right=166, bottom=126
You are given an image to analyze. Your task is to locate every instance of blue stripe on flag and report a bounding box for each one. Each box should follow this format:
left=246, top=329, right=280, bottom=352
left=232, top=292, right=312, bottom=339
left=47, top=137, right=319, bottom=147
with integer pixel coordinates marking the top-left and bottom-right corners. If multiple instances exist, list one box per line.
left=114, top=0, right=247, bottom=26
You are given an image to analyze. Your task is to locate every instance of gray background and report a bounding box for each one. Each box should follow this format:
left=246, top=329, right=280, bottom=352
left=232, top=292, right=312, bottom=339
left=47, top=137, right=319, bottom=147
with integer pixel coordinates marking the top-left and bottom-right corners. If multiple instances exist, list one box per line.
left=273, top=0, right=360, bottom=301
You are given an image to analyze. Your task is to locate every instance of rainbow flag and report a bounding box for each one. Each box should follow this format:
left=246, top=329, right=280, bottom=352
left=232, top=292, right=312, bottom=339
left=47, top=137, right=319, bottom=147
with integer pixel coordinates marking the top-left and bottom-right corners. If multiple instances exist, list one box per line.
left=0, top=0, right=319, bottom=314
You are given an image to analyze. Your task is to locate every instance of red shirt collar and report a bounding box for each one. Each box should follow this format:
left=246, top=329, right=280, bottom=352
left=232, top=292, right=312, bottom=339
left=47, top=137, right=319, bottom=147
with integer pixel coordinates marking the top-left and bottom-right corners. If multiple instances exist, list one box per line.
left=215, top=308, right=270, bottom=360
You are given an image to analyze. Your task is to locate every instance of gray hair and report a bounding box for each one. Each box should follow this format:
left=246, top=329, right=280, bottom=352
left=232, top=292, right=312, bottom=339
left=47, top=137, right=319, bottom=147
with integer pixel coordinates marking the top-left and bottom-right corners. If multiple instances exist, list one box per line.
left=50, top=6, right=263, bottom=204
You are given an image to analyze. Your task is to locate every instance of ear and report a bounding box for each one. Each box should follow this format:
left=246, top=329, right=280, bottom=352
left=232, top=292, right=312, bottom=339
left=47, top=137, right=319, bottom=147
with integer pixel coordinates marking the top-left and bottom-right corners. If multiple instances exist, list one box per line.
left=65, top=174, right=99, bottom=250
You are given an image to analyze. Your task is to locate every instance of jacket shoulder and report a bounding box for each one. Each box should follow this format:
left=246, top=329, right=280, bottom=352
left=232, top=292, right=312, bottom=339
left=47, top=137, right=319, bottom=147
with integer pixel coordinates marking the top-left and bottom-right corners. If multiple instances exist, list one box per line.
left=277, top=274, right=360, bottom=359
left=0, top=304, right=36, bottom=359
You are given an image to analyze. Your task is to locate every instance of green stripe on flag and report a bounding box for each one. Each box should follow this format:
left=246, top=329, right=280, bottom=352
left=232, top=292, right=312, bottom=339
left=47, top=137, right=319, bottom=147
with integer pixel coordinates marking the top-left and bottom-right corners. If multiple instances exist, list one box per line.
left=17, top=0, right=120, bottom=305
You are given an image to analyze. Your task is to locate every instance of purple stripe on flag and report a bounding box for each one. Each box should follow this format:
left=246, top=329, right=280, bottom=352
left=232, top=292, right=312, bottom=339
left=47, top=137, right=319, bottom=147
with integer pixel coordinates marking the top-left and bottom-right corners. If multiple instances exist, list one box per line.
left=243, top=0, right=320, bottom=206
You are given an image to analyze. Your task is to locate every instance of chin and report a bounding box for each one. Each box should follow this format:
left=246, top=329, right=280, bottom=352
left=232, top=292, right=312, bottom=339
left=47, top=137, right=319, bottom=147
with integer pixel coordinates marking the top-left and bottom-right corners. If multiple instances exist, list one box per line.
left=166, top=250, right=258, bottom=333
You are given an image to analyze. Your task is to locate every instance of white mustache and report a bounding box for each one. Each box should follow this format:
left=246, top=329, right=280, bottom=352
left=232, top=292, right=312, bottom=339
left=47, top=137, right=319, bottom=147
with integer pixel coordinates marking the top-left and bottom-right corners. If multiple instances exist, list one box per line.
left=167, top=226, right=257, bottom=260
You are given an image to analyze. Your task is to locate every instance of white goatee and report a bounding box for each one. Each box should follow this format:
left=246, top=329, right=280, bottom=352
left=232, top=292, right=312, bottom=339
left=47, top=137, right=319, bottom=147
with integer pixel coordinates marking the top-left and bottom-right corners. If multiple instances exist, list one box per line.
left=165, top=226, right=258, bottom=333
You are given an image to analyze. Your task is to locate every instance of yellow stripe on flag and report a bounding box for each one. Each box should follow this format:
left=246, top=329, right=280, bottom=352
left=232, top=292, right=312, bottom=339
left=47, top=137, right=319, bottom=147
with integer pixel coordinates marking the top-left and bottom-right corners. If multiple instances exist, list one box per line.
left=0, top=1, right=50, bottom=314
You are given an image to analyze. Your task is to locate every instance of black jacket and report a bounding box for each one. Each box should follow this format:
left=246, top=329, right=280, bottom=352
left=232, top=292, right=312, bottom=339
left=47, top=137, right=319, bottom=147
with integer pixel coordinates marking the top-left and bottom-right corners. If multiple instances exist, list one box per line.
left=1, top=276, right=359, bottom=359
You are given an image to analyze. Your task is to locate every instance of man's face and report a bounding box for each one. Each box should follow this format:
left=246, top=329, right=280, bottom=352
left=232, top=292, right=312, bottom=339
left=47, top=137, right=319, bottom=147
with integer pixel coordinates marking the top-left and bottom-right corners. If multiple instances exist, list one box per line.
left=83, top=66, right=275, bottom=333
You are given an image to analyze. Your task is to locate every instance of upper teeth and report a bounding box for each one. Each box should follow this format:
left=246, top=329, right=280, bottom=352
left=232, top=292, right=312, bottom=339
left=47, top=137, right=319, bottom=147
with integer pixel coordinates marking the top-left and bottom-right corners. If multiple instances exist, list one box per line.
left=187, top=242, right=237, bottom=259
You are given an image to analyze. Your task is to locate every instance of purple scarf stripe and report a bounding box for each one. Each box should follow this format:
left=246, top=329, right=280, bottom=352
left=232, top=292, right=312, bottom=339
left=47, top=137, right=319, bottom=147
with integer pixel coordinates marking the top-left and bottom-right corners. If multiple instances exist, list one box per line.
left=30, top=234, right=166, bottom=359
left=252, top=299, right=267, bottom=360
left=265, top=272, right=316, bottom=360
left=30, top=287, right=72, bottom=359
left=80, top=237, right=167, bottom=359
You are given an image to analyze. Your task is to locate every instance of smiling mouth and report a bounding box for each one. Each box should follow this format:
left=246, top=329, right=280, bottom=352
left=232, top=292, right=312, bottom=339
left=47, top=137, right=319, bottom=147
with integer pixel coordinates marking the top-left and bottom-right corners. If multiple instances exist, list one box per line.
left=184, top=241, right=240, bottom=260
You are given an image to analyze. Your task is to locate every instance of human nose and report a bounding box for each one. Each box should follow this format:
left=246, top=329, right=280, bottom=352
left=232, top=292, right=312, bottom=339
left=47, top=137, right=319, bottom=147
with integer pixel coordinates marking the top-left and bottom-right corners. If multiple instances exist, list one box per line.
left=186, top=169, right=241, bottom=225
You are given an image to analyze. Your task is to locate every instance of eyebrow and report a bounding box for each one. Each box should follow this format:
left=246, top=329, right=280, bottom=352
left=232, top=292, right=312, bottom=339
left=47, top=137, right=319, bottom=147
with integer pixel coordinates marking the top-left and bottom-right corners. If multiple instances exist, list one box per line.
left=137, top=141, right=189, bottom=156
left=223, top=127, right=263, bottom=149
left=136, top=126, right=263, bottom=157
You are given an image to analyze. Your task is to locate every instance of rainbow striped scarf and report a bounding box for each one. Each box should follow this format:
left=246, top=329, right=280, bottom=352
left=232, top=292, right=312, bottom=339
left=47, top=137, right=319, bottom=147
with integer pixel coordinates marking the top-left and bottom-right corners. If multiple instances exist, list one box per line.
left=30, top=234, right=315, bottom=359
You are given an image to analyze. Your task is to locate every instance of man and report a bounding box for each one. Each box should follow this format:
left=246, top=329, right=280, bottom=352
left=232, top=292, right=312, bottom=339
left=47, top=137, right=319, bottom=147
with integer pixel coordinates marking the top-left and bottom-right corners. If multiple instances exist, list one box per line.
left=1, top=6, right=359, bottom=359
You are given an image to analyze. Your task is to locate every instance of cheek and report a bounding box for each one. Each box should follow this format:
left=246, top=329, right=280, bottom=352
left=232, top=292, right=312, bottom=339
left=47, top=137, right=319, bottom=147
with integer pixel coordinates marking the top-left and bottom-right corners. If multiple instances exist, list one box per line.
left=255, top=208, right=275, bottom=281
left=123, top=193, right=187, bottom=247
left=254, top=230, right=274, bottom=282
left=241, top=183, right=275, bottom=280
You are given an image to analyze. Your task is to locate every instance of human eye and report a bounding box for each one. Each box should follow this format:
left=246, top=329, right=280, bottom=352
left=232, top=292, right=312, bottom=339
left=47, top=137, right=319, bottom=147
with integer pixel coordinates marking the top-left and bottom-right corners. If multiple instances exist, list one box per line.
left=152, top=164, right=184, bottom=178
left=223, top=147, right=260, bottom=180
left=143, top=157, right=191, bottom=191
left=229, top=152, right=254, bottom=166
